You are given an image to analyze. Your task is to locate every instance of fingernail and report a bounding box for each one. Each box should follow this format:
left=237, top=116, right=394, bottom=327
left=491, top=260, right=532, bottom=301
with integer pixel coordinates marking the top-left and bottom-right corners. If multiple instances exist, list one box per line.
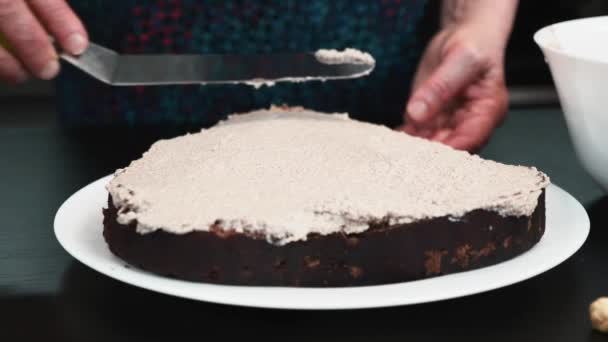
left=40, top=60, right=60, bottom=80
left=66, top=33, right=87, bottom=55
left=408, top=101, right=427, bottom=121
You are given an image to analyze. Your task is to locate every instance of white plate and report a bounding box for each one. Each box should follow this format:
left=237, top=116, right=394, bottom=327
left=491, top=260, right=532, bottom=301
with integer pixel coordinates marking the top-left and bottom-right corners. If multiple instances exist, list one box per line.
left=54, top=176, right=589, bottom=310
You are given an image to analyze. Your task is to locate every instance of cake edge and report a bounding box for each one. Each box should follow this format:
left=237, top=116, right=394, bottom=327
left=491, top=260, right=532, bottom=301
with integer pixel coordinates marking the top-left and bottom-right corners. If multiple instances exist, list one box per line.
left=103, top=191, right=546, bottom=287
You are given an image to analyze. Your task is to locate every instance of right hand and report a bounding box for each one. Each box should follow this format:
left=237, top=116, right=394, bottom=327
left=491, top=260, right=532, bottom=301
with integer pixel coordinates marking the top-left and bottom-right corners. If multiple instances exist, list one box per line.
left=0, top=0, right=88, bottom=83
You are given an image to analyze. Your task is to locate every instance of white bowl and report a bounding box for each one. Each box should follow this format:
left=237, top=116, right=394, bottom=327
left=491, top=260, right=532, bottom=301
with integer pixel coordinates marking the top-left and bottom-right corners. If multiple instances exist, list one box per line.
left=535, top=16, right=608, bottom=191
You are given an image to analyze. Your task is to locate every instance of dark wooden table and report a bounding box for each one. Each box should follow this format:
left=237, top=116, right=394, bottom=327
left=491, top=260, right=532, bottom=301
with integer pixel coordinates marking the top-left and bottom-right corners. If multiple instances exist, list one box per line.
left=1, top=106, right=607, bottom=341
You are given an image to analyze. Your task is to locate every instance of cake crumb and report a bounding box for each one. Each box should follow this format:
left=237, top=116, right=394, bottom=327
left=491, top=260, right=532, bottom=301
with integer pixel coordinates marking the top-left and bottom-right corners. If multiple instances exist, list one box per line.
left=472, top=242, right=496, bottom=260
left=349, top=266, right=363, bottom=278
left=590, top=297, right=608, bottom=333
left=304, top=256, right=321, bottom=269
left=425, top=250, right=447, bottom=275
left=503, top=236, right=513, bottom=249
left=451, top=245, right=472, bottom=268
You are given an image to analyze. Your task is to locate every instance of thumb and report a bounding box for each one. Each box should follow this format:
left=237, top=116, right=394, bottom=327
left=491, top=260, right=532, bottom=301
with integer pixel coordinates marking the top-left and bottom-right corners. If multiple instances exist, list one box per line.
left=406, top=48, right=484, bottom=125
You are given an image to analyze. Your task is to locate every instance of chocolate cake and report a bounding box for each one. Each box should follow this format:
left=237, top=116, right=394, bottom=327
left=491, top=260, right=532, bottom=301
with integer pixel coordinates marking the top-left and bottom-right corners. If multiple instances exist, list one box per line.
left=103, top=107, right=549, bottom=287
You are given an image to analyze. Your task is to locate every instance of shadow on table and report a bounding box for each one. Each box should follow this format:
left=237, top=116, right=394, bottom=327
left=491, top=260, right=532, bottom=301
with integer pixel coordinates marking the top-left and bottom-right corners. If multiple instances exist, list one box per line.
left=0, top=293, right=66, bottom=341
left=586, top=196, right=608, bottom=248
left=51, top=256, right=593, bottom=342
left=56, top=126, right=196, bottom=182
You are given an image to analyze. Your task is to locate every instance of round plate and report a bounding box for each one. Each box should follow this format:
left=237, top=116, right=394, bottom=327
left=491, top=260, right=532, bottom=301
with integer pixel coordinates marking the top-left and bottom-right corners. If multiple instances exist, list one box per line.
left=54, top=175, right=589, bottom=310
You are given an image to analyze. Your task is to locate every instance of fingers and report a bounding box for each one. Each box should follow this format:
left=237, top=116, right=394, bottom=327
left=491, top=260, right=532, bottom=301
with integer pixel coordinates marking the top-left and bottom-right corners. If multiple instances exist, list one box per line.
left=0, top=46, right=29, bottom=83
left=430, top=78, right=507, bottom=152
left=464, top=78, right=509, bottom=125
left=404, top=75, right=507, bottom=151
left=396, top=124, right=418, bottom=136
left=0, top=0, right=87, bottom=83
left=0, top=0, right=59, bottom=79
left=442, top=98, right=506, bottom=151
left=398, top=124, right=438, bottom=140
left=406, top=47, right=485, bottom=126
left=28, top=0, right=88, bottom=55
left=430, top=128, right=452, bottom=142
left=443, top=115, right=494, bottom=152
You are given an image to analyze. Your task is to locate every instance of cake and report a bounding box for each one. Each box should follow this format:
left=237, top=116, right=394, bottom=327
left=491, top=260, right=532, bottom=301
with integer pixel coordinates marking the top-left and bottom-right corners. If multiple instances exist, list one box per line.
left=103, top=107, right=549, bottom=287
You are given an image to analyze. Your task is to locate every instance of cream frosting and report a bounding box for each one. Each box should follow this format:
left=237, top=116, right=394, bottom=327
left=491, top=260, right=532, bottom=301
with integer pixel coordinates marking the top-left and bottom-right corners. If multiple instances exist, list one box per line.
left=107, top=107, right=549, bottom=245
left=240, top=48, right=375, bottom=88
left=243, top=79, right=277, bottom=89
left=314, top=48, right=376, bottom=65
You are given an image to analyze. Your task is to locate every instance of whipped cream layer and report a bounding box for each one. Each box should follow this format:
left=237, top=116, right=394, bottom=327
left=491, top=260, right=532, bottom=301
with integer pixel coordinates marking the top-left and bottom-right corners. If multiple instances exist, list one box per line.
left=314, top=48, right=375, bottom=65
left=107, top=107, right=549, bottom=245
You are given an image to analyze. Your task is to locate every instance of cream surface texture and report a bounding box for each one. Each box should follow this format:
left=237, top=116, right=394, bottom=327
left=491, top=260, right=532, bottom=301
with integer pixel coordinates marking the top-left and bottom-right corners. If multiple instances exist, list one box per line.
left=107, top=107, right=549, bottom=245
left=314, top=48, right=376, bottom=65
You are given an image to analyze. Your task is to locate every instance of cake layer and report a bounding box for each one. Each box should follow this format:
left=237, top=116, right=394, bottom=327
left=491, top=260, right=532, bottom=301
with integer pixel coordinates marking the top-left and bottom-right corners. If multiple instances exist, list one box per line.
left=103, top=192, right=545, bottom=287
left=106, top=107, right=549, bottom=245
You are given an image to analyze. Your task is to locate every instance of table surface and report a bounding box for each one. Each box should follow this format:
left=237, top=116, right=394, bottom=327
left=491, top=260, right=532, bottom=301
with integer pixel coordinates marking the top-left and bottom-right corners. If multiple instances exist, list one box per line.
left=1, top=105, right=607, bottom=341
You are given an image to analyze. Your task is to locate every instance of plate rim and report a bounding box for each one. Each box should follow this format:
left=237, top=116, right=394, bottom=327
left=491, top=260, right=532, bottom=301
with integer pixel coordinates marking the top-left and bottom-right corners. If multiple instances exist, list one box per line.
left=54, top=175, right=590, bottom=310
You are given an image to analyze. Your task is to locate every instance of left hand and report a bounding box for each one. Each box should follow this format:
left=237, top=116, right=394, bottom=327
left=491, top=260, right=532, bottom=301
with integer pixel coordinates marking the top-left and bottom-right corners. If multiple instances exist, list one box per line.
left=399, top=25, right=509, bottom=152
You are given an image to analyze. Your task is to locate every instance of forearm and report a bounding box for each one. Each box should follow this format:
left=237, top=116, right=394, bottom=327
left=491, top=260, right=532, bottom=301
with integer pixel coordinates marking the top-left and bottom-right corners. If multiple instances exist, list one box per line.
left=441, top=0, right=518, bottom=44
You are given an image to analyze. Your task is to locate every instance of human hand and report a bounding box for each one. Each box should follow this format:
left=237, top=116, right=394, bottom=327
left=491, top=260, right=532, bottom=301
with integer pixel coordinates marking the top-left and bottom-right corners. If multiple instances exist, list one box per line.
left=400, top=25, right=509, bottom=152
left=0, top=0, right=87, bottom=83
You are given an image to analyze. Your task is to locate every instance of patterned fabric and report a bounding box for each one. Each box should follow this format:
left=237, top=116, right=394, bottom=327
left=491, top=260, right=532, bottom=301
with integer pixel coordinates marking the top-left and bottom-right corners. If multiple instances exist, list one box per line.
left=58, top=0, right=429, bottom=127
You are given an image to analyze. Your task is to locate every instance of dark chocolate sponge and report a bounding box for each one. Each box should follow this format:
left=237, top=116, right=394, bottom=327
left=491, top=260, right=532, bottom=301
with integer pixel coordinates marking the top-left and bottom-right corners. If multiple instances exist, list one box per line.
left=103, top=192, right=545, bottom=287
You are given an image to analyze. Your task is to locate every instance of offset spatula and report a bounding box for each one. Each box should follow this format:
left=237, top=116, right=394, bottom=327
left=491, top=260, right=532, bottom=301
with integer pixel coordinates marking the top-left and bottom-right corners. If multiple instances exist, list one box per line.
left=60, top=42, right=375, bottom=86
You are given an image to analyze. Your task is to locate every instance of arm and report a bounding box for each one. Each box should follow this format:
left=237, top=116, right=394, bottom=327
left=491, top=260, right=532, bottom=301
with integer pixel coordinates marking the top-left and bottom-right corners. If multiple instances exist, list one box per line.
left=441, top=0, right=517, bottom=35
left=402, top=0, right=518, bottom=151
left=441, top=0, right=517, bottom=58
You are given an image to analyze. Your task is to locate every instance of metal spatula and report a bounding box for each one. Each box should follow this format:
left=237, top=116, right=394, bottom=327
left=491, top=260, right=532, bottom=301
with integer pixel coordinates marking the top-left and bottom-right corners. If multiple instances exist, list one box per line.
left=59, top=42, right=375, bottom=86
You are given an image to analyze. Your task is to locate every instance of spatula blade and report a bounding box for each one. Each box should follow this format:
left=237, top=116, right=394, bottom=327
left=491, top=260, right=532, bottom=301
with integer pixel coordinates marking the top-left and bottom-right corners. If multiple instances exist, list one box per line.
left=60, top=43, right=375, bottom=86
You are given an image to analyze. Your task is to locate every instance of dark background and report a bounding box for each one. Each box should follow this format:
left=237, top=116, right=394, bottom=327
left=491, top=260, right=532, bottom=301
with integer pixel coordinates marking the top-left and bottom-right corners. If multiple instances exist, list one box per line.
left=507, top=0, right=608, bottom=97
left=1, top=0, right=608, bottom=121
